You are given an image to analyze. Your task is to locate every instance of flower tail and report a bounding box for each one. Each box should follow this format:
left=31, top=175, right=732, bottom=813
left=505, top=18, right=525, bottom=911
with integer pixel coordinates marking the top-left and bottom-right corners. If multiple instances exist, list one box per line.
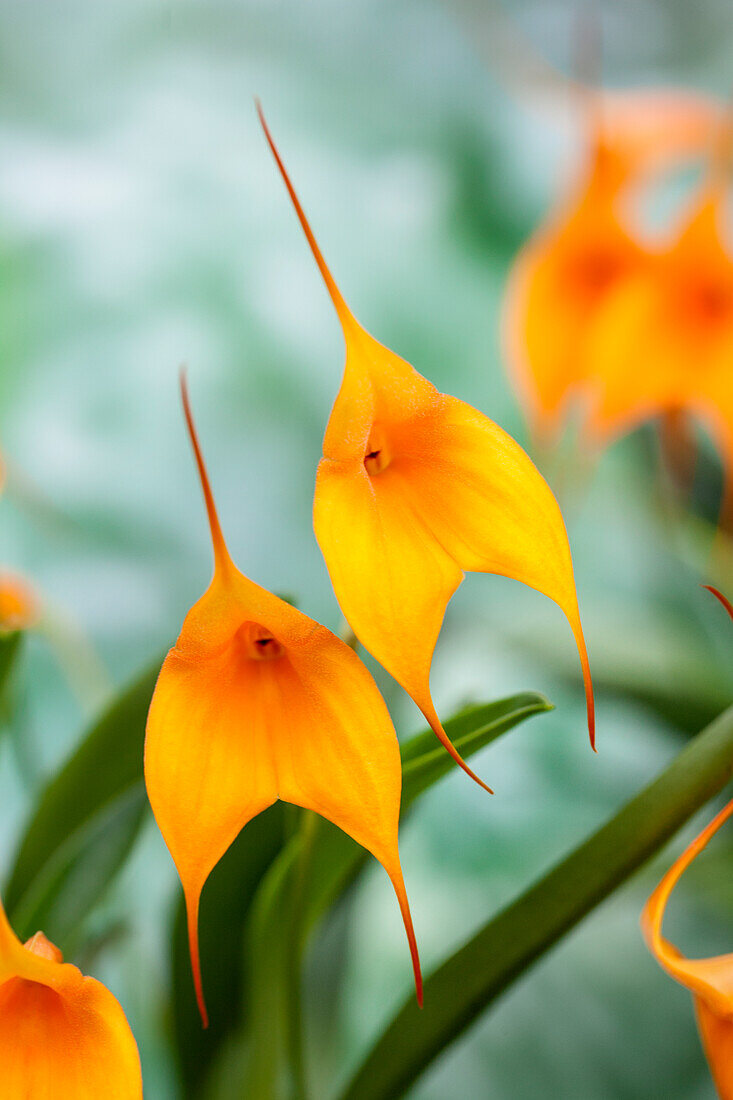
left=568, top=608, right=596, bottom=751
left=419, top=697, right=494, bottom=795
left=185, top=890, right=209, bottom=1029
left=703, top=584, right=733, bottom=621
left=387, top=866, right=423, bottom=1007
left=256, top=101, right=358, bottom=337
left=180, top=370, right=234, bottom=580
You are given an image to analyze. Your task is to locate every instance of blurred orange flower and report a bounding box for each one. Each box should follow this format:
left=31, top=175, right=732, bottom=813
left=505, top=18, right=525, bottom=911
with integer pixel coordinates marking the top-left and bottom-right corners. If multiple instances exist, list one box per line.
left=0, top=572, right=39, bottom=633
left=642, top=798, right=733, bottom=1100
left=585, top=183, right=733, bottom=474
left=504, top=89, right=722, bottom=442
left=145, top=377, right=421, bottom=1026
left=0, top=895, right=142, bottom=1098
left=259, top=106, right=594, bottom=785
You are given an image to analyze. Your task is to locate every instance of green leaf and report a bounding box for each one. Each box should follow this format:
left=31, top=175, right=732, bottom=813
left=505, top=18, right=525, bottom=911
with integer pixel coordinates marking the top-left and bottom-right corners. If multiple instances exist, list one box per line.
left=339, top=703, right=733, bottom=1100
left=9, top=786, right=147, bottom=952
left=0, top=630, right=23, bottom=727
left=0, top=630, right=22, bottom=700
left=3, top=660, right=160, bottom=946
left=239, top=838, right=304, bottom=1100
left=232, top=692, right=553, bottom=1099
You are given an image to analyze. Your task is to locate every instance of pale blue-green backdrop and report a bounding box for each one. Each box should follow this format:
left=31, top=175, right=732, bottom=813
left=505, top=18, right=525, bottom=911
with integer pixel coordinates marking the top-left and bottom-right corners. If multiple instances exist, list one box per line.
left=1, top=2, right=733, bottom=1096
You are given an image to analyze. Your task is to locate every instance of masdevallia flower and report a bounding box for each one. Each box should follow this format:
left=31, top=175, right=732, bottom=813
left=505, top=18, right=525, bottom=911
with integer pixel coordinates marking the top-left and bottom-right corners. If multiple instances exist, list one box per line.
left=144, top=376, right=421, bottom=1026
left=585, top=183, right=733, bottom=466
left=258, top=105, right=594, bottom=791
left=503, top=116, right=643, bottom=441
left=0, top=895, right=142, bottom=1098
left=503, top=90, right=722, bottom=442
left=642, top=797, right=733, bottom=1100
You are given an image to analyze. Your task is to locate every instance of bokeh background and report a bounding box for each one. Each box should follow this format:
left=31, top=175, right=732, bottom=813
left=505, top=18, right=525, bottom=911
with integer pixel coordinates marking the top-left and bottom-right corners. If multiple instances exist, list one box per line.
left=2, top=1, right=733, bottom=1096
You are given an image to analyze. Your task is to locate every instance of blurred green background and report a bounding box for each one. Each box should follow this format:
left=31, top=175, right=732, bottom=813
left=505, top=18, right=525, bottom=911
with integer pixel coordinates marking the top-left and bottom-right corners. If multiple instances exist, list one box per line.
left=2, top=1, right=733, bottom=1096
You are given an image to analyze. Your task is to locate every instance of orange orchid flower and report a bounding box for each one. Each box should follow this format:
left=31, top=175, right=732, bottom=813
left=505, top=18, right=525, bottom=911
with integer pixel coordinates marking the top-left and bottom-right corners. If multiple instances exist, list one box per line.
left=503, top=90, right=722, bottom=442
left=642, top=797, right=733, bottom=1100
left=503, top=126, right=643, bottom=439
left=0, top=894, right=142, bottom=1098
left=258, top=105, right=594, bottom=788
left=144, top=377, right=421, bottom=1026
left=0, top=571, right=40, bottom=633
left=584, top=182, right=733, bottom=452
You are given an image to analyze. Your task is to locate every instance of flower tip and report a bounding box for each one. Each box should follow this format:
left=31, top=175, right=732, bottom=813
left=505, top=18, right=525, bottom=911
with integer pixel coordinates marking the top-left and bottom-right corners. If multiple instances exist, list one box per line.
left=570, top=614, right=596, bottom=753
left=388, top=866, right=423, bottom=1009
left=422, top=700, right=494, bottom=793
left=257, top=101, right=355, bottom=333
left=443, top=748, right=494, bottom=794
left=24, top=930, right=63, bottom=964
left=193, top=956, right=210, bottom=1028
left=254, top=96, right=266, bottom=131
left=178, top=373, right=233, bottom=577
left=191, top=944, right=209, bottom=1029
left=702, top=584, right=733, bottom=621
left=194, top=966, right=210, bottom=1029
left=185, top=892, right=209, bottom=1029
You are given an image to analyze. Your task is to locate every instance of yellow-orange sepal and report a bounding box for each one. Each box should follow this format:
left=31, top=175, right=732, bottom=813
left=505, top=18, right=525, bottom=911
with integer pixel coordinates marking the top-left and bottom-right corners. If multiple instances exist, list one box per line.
left=144, top=377, right=421, bottom=1026
left=259, top=106, right=594, bottom=786
left=642, top=798, right=733, bottom=1100
left=0, top=896, right=142, bottom=1099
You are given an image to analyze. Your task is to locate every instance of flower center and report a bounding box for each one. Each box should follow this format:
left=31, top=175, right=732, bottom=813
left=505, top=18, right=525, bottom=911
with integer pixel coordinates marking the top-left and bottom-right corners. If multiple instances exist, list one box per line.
left=364, top=426, right=391, bottom=475
left=237, top=622, right=285, bottom=662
